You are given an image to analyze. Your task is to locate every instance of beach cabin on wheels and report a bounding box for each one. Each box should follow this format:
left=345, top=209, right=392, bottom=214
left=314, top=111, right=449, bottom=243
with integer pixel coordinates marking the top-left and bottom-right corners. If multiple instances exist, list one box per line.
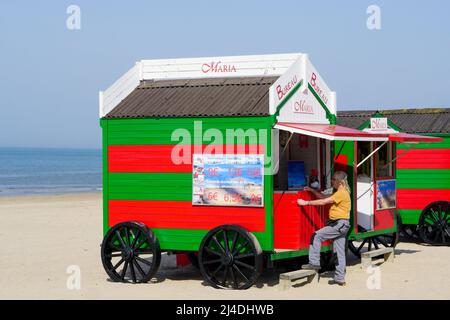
left=338, top=109, right=450, bottom=246
left=98, top=53, right=441, bottom=289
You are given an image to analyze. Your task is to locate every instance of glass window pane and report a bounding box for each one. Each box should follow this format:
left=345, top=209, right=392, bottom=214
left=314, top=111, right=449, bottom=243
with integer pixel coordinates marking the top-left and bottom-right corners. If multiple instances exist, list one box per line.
left=376, top=142, right=392, bottom=177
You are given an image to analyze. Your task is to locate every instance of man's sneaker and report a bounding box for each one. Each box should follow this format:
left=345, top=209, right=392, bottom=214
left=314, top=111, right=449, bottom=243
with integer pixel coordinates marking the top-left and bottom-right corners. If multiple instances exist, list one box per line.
left=328, top=279, right=346, bottom=286
left=301, top=263, right=321, bottom=271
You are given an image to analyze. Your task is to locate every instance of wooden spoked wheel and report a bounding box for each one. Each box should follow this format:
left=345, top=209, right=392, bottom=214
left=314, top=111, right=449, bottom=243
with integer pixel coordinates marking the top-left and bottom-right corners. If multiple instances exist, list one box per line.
left=418, top=201, right=450, bottom=245
left=199, top=225, right=263, bottom=290
left=348, top=232, right=398, bottom=258
left=349, top=213, right=400, bottom=258
left=101, top=222, right=161, bottom=283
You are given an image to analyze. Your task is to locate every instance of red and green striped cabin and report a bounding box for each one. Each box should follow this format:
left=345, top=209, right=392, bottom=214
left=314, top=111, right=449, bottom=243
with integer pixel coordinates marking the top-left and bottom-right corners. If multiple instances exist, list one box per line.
left=101, top=114, right=276, bottom=252
left=337, top=109, right=450, bottom=235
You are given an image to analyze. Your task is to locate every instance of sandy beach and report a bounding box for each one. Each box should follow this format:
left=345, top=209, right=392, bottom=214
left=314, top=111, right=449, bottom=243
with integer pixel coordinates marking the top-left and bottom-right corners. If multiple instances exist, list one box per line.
left=1, top=192, right=449, bottom=300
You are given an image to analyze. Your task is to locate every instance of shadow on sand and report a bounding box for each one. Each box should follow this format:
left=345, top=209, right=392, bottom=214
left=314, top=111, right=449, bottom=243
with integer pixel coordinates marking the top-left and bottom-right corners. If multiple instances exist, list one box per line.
left=103, top=241, right=424, bottom=288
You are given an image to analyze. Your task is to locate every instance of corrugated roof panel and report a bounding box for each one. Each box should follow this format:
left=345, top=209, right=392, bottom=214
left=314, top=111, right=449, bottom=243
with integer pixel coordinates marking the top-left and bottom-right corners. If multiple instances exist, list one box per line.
left=104, top=76, right=278, bottom=119
left=337, top=108, right=450, bottom=133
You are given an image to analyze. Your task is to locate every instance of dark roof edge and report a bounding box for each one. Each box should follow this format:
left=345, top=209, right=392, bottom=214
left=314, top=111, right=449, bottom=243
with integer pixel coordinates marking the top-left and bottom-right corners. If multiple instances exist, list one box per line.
left=338, top=107, right=450, bottom=115
left=102, top=114, right=272, bottom=120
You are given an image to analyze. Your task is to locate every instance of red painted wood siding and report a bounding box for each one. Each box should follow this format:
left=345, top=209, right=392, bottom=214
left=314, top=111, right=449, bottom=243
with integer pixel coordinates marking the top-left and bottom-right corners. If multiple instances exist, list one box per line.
left=109, top=145, right=190, bottom=173
left=108, top=200, right=266, bottom=231
left=108, top=144, right=265, bottom=173
left=273, top=191, right=331, bottom=250
left=373, top=209, right=395, bottom=230
left=108, top=143, right=267, bottom=232
left=397, top=189, right=450, bottom=210
left=396, top=149, right=450, bottom=169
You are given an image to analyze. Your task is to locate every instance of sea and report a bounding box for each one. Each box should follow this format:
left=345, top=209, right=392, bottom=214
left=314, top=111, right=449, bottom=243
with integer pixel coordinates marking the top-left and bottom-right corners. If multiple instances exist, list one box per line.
left=0, top=147, right=102, bottom=197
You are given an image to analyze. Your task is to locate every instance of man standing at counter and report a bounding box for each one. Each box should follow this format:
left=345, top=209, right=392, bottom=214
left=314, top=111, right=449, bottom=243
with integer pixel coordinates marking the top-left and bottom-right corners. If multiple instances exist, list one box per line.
left=297, top=171, right=351, bottom=286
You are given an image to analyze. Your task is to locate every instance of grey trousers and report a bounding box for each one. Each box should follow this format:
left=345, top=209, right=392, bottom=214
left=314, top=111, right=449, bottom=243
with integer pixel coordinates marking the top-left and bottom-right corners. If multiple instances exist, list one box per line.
left=309, top=219, right=350, bottom=282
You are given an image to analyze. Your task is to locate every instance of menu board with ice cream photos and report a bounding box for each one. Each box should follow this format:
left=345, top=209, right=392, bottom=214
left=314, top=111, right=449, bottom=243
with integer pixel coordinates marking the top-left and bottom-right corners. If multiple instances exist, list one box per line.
left=192, top=154, right=264, bottom=207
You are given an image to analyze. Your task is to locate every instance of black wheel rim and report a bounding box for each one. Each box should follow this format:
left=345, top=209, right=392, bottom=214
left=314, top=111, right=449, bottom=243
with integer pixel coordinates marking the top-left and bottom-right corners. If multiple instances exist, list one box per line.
left=400, top=224, right=419, bottom=240
left=348, top=232, right=398, bottom=258
left=419, top=202, right=450, bottom=245
left=199, top=226, right=262, bottom=290
left=101, top=222, right=160, bottom=283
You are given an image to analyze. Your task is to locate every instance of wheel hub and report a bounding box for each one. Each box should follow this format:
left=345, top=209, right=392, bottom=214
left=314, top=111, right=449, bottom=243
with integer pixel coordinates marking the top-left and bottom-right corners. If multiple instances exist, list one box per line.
left=222, top=252, right=234, bottom=266
left=123, top=248, right=134, bottom=262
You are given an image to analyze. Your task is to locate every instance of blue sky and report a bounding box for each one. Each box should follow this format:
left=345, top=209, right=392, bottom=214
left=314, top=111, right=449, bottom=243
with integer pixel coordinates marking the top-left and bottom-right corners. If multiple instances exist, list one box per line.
left=0, top=1, right=449, bottom=148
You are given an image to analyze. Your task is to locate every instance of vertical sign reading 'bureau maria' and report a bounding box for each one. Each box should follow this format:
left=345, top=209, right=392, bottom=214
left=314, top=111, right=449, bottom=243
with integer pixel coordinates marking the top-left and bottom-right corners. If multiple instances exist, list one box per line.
left=192, top=154, right=264, bottom=207
left=269, top=54, right=336, bottom=125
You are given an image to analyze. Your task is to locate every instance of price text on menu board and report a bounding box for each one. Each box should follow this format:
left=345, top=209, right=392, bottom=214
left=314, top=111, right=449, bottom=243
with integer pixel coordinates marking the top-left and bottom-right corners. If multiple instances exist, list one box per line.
left=192, top=154, right=264, bottom=207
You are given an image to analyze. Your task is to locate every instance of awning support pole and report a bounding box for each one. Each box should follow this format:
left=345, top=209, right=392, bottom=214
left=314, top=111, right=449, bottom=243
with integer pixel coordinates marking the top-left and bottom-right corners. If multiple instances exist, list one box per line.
left=281, top=132, right=294, bottom=155
left=379, top=143, right=417, bottom=170
left=273, top=132, right=295, bottom=175
left=356, top=141, right=387, bottom=168
left=323, top=140, right=345, bottom=183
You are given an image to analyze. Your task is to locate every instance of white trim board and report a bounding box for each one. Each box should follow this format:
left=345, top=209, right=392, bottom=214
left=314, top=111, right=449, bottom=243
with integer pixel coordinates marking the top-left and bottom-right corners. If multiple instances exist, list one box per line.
left=99, top=53, right=304, bottom=118
left=141, top=53, right=303, bottom=80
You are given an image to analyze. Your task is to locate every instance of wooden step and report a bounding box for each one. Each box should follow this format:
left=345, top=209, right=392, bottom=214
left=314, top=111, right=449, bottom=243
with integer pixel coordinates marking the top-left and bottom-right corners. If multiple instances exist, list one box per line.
left=278, top=269, right=318, bottom=290
left=361, top=247, right=394, bottom=269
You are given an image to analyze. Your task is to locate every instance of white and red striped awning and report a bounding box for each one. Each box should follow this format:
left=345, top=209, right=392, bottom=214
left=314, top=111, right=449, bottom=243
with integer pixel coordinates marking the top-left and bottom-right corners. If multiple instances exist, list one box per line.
left=274, top=122, right=443, bottom=143
left=387, top=132, right=442, bottom=143
left=274, top=123, right=388, bottom=141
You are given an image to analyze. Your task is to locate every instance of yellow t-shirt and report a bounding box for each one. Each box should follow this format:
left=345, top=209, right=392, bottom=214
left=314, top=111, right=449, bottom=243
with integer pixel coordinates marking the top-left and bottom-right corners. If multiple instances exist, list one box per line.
left=329, top=186, right=351, bottom=220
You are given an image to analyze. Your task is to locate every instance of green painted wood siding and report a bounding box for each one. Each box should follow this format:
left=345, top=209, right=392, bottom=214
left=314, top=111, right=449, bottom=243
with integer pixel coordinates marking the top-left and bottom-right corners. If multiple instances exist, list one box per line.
left=396, top=169, right=450, bottom=189
left=108, top=172, right=192, bottom=201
